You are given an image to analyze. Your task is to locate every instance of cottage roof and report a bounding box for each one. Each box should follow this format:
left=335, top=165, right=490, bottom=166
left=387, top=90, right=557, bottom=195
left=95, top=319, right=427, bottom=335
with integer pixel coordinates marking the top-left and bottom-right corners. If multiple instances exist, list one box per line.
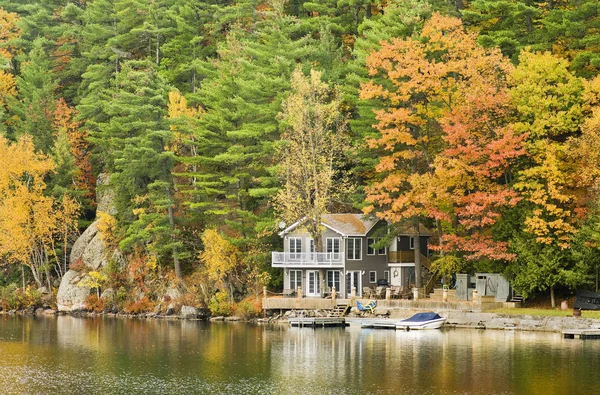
left=321, top=214, right=379, bottom=236
left=279, top=214, right=380, bottom=237
left=395, top=223, right=434, bottom=237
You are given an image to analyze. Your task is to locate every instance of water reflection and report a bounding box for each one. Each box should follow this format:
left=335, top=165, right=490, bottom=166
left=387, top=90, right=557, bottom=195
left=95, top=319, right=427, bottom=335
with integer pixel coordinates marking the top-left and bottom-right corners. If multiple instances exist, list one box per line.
left=1, top=316, right=600, bottom=394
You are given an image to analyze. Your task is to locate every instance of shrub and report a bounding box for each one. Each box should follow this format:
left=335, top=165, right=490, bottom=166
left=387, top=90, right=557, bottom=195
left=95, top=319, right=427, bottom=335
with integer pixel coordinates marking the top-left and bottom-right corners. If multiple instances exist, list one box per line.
left=234, top=296, right=262, bottom=319
left=208, top=291, right=233, bottom=317
left=84, top=295, right=105, bottom=313
left=0, top=284, right=43, bottom=311
left=123, top=296, right=155, bottom=314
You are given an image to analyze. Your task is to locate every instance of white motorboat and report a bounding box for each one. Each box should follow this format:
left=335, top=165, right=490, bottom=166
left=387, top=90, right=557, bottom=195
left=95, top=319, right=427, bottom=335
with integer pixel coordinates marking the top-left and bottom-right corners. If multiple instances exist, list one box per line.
left=395, top=312, right=446, bottom=331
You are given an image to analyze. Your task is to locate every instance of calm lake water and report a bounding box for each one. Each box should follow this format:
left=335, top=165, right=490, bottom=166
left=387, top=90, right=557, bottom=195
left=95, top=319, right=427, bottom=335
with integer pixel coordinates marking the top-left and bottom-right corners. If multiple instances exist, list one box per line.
left=0, top=316, right=599, bottom=394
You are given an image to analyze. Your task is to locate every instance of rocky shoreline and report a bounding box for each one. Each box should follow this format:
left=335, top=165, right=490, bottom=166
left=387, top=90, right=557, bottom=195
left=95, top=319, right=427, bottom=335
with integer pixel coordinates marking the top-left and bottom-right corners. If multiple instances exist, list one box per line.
left=3, top=307, right=600, bottom=334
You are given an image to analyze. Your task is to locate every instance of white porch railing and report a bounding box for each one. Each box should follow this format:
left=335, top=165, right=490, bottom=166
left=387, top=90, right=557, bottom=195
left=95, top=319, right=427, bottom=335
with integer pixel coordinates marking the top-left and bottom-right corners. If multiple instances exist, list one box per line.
left=271, top=252, right=344, bottom=267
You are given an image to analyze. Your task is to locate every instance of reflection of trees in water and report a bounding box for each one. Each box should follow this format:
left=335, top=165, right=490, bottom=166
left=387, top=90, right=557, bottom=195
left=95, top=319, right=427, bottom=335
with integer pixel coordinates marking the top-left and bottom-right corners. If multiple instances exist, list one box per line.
left=1, top=317, right=599, bottom=393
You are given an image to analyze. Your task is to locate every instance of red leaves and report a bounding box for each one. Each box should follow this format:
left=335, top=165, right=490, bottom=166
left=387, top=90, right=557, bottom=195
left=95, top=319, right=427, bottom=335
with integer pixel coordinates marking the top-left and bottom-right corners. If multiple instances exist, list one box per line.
left=362, top=14, right=524, bottom=262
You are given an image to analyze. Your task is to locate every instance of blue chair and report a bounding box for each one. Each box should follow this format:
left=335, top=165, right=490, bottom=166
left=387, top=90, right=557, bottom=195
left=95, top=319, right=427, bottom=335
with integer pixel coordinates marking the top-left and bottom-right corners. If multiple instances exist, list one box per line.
left=356, top=300, right=377, bottom=314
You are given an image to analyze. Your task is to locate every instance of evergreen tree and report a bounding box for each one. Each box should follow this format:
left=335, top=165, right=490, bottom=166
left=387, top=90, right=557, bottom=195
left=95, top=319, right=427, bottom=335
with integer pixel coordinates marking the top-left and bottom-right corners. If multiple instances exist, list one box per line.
left=91, top=60, right=182, bottom=277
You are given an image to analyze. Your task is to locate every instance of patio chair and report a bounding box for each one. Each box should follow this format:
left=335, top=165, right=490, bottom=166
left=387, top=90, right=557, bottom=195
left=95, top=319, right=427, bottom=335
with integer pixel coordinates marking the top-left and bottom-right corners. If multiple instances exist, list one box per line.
left=362, top=287, right=373, bottom=298
left=390, top=286, right=401, bottom=299
left=375, top=286, right=386, bottom=299
left=356, top=300, right=377, bottom=314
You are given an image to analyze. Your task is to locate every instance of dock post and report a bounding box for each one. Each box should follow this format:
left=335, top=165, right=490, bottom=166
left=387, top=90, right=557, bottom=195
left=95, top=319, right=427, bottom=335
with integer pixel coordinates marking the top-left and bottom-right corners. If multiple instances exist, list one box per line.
left=385, top=288, right=391, bottom=300
left=412, top=287, right=419, bottom=300
left=263, top=286, right=267, bottom=299
left=297, top=286, right=303, bottom=299
left=332, top=286, right=337, bottom=303
left=442, top=288, right=448, bottom=302
left=351, top=286, right=356, bottom=307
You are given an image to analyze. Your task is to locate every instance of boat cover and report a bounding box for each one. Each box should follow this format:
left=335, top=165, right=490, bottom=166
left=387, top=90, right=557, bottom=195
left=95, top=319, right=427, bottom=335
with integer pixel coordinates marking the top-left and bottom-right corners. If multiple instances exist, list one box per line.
left=574, top=289, right=600, bottom=310
left=401, top=312, right=443, bottom=322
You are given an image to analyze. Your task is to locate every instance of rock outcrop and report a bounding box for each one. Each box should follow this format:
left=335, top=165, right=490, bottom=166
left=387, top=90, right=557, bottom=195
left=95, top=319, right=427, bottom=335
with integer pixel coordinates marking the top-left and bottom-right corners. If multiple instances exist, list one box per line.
left=57, top=270, right=92, bottom=311
left=57, top=174, right=124, bottom=312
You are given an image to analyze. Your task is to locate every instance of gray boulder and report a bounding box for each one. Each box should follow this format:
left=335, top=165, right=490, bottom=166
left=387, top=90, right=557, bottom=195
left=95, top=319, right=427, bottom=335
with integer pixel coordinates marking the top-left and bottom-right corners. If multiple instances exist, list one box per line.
left=96, top=173, right=117, bottom=215
left=69, top=221, right=108, bottom=270
left=181, top=305, right=199, bottom=319
left=57, top=270, right=91, bottom=312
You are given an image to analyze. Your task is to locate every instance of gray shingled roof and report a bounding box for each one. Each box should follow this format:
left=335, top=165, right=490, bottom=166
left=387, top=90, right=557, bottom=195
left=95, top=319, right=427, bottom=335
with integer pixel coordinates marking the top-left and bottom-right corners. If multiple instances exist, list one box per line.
left=321, top=214, right=379, bottom=236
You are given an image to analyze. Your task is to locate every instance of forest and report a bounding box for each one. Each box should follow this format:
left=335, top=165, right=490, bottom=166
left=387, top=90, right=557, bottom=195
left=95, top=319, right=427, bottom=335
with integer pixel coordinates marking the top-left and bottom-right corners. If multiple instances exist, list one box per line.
left=1, top=0, right=600, bottom=313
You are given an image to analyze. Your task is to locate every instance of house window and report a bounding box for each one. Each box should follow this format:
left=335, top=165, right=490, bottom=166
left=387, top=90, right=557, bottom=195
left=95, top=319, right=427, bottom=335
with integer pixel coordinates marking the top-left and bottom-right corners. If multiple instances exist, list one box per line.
left=368, top=238, right=387, bottom=255
left=289, top=270, right=302, bottom=290
left=367, top=238, right=376, bottom=255
left=290, top=237, right=302, bottom=258
left=378, top=243, right=386, bottom=255
left=327, top=270, right=341, bottom=292
left=384, top=270, right=390, bottom=282
left=327, top=238, right=341, bottom=260
left=369, top=271, right=377, bottom=283
left=409, top=237, right=415, bottom=250
left=309, top=239, right=315, bottom=252
left=347, top=238, right=362, bottom=260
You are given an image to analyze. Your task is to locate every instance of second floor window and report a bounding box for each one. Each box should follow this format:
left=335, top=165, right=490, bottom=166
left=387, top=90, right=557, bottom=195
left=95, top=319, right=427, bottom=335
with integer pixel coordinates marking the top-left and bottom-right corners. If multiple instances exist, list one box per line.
left=347, top=238, right=362, bottom=260
left=289, top=238, right=302, bottom=258
left=367, top=238, right=376, bottom=255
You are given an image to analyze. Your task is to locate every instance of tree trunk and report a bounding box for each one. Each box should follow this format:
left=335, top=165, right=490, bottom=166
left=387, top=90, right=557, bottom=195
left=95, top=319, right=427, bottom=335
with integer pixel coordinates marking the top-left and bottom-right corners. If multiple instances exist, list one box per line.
left=414, top=221, right=422, bottom=288
left=165, top=176, right=181, bottom=279
left=550, top=285, right=556, bottom=308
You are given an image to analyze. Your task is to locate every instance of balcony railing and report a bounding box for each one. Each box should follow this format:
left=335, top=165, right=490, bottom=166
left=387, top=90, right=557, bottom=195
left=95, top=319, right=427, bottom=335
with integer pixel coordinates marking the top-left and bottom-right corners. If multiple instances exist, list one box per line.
left=272, top=252, right=344, bottom=267
left=388, top=250, right=416, bottom=263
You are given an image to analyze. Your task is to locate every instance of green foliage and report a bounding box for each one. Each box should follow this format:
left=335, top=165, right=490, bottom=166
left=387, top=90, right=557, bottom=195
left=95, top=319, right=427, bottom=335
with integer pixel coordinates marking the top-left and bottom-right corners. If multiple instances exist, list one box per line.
left=208, top=291, right=234, bottom=317
left=432, top=255, right=467, bottom=278
left=234, top=297, right=262, bottom=320
left=3, top=0, right=600, bottom=306
left=0, top=284, right=43, bottom=311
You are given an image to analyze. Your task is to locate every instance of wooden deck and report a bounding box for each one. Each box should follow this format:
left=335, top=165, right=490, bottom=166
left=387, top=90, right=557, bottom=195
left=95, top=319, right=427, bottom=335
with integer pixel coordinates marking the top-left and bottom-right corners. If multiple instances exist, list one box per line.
left=361, top=321, right=397, bottom=330
left=289, top=317, right=348, bottom=328
left=563, top=329, right=600, bottom=339
left=263, top=297, right=490, bottom=312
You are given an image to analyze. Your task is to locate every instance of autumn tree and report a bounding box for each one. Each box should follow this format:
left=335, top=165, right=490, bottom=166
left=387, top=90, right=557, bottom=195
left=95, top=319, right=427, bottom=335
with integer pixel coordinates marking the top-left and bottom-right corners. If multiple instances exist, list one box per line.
left=362, top=14, right=525, bottom=285
left=274, top=68, right=350, bottom=252
left=508, top=51, right=593, bottom=307
left=0, top=135, right=79, bottom=289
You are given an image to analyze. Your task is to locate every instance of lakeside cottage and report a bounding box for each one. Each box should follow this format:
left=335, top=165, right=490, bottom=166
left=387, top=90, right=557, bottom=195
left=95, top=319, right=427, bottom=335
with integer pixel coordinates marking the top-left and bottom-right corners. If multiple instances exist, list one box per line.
left=272, top=214, right=434, bottom=298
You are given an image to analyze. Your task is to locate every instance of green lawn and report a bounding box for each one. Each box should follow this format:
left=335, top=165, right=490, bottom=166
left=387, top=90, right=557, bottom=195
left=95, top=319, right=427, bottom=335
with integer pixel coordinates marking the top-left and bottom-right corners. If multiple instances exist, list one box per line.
left=489, top=307, right=600, bottom=319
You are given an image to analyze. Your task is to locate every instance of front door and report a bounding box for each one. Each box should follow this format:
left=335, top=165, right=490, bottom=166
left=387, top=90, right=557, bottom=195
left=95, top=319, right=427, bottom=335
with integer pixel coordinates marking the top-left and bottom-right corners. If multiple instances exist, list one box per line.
left=307, top=270, right=320, bottom=297
left=347, top=271, right=362, bottom=297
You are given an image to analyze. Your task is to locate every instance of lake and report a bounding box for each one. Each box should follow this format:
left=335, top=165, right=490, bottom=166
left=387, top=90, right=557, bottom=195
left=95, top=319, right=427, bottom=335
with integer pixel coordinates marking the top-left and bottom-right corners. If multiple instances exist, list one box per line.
left=0, top=315, right=599, bottom=394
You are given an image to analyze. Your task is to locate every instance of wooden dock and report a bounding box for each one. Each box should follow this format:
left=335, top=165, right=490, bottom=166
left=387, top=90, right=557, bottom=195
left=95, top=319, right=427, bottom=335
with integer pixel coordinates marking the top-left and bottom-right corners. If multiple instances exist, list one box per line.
left=563, top=329, right=600, bottom=339
left=361, top=322, right=397, bottom=330
left=289, top=317, right=348, bottom=328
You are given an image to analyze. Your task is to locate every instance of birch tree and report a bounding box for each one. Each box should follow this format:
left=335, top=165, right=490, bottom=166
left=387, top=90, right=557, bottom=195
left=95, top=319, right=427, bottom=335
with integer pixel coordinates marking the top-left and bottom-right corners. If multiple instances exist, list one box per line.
left=274, top=68, right=350, bottom=251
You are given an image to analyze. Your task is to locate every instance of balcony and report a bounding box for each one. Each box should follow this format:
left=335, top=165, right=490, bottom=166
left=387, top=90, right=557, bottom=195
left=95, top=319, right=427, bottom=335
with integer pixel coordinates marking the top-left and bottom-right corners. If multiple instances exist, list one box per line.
left=271, top=252, right=344, bottom=268
left=388, top=250, right=416, bottom=263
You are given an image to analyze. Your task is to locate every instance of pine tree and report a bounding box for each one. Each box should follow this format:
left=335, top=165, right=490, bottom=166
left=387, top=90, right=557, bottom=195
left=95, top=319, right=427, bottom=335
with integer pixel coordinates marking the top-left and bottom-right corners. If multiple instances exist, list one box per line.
left=91, top=60, right=182, bottom=277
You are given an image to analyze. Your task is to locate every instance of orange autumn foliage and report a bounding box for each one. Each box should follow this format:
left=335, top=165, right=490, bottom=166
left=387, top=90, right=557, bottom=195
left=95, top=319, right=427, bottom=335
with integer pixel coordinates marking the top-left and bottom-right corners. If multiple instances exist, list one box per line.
left=362, top=13, right=525, bottom=261
left=0, top=8, right=21, bottom=60
left=53, top=98, right=95, bottom=202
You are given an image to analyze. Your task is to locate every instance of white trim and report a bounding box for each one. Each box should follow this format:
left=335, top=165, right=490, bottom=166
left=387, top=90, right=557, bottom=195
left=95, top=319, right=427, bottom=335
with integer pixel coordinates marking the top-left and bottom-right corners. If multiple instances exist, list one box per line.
left=289, top=269, right=302, bottom=290
left=388, top=263, right=416, bottom=267
left=289, top=237, right=302, bottom=254
left=369, top=271, right=377, bottom=284
left=347, top=238, right=362, bottom=260
left=367, top=238, right=376, bottom=256
left=306, top=270, right=320, bottom=297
